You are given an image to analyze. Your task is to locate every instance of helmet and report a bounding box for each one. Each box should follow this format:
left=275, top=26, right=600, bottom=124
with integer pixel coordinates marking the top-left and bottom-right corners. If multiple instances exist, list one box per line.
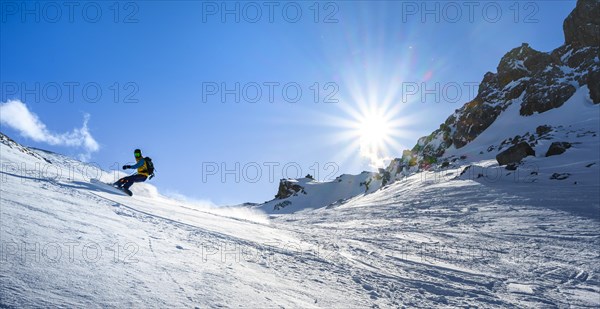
left=134, top=149, right=142, bottom=157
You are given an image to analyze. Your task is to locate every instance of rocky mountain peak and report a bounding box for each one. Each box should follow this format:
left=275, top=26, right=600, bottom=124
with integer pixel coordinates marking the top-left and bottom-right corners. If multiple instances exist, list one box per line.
left=387, top=0, right=599, bottom=175
left=563, top=0, right=600, bottom=48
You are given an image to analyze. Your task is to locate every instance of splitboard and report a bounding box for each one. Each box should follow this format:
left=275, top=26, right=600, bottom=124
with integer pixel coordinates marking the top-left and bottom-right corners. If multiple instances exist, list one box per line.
left=90, top=178, right=129, bottom=196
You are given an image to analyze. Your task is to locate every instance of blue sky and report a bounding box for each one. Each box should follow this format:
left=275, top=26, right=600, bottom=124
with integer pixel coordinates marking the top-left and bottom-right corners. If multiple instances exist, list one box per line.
left=1, top=1, right=576, bottom=204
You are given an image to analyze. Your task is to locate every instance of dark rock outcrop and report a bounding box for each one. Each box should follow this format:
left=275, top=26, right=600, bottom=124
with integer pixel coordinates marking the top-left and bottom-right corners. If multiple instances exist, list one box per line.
left=550, top=172, right=571, bottom=180
left=505, top=163, right=519, bottom=171
left=546, top=142, right=572, bottom=157
left=274, top=200, right=292, bottom=210
left=520, top=83, right=577, bottom=116
left=377, top=168, right=392, bottom=186
left=536, top=125, right=553, bottom=136
left=496, top=142, right=535, bottom=166
left=588, top=68, right=600, bottom=104
left=563, top=0, right=600, bottom=48
left=497, top=43, right=544, bottom=88
left=274, top=179, right=305, bottom=199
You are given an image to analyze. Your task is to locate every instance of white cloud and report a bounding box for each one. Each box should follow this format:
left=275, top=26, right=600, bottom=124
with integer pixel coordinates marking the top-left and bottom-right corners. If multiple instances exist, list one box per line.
left=0, top=99, right=100, bottom=160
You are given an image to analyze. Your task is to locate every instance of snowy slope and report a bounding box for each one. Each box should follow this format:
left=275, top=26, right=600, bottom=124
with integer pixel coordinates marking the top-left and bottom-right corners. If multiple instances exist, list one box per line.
left=443, top=86, right=599, bottom=162
left=254, top=172, right=384, bottom=214
left=2, top=132, right=599, bottom=307
left=0, top=135, right=367, bottom=307
left=290, top=166, right=599, bottom=308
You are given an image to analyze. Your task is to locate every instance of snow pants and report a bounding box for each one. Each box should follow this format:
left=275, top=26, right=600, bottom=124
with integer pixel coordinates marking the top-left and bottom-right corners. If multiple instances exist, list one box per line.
left=116, top=174, right=147, bottom=190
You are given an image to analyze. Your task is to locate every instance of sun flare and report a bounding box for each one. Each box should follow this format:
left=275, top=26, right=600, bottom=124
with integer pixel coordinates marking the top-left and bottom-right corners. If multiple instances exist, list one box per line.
left=320, top=41, right=434, bottom=170
left=351, top=105, right=399, bottom=168
left=358, top=109, right=390, bottom=147
left=323, top=81, right=419, bottom=170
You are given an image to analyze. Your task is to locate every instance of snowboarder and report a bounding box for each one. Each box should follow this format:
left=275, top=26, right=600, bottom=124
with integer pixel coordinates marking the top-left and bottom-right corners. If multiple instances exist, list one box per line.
left=113, top=148, right=153, bottom=196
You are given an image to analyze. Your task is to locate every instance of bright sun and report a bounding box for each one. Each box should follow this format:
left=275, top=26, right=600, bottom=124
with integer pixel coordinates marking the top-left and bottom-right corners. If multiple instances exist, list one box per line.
left=358, top=110, right=390, bottom=146
left=355, top=107, right=394, bottom=167
left=326, top=93, right=415, bottom=169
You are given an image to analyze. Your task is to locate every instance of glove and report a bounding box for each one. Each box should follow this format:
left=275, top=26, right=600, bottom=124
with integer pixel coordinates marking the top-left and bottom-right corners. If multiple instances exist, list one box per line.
left=122, top=165, right=131, bottom=170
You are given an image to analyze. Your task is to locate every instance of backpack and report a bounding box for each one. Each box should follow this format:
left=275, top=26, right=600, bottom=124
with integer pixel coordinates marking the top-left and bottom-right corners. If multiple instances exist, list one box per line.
left=144, top=157, right=155, bottom=178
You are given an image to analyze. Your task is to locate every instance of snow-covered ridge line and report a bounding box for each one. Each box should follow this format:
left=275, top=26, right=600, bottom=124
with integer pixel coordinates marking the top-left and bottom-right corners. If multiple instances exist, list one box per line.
left=379, top=2, right=600, bottom=185
left=398, top=0, right=599, bottom=170
left=256, top=0, right=599, bottom=214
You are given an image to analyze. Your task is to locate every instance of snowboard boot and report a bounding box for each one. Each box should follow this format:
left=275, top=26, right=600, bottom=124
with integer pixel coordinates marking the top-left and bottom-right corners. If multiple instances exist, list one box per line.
left=114, top=179, right=126, bottom=189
